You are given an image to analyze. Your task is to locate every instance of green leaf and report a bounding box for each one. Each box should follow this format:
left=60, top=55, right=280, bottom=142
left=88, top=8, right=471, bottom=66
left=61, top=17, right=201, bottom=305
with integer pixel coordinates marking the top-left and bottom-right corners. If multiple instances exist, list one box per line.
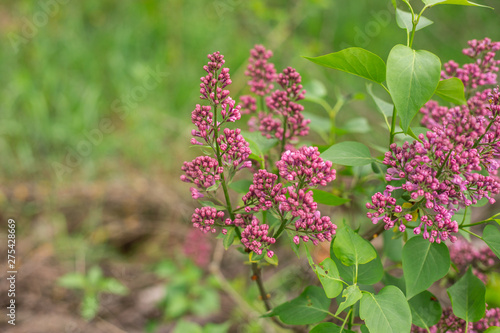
left=434, top=78, right=467, bottom=105
left=331, top=243, right=384, bottom=284
left=485, top=327, right=500, bottom=333
left=408, top=291, right=442, bottom=329
left=286, top=230, right=301, bottom=258
left=386, top=44, right=441, bottom=133
left=332, top=224, right=376, bottom=266
left=264, top=286, right=331, bottom=325
left=87, top=266, right=103, bottom=286
left=483, top=224, right=500, bottom=259
left=340, top=117, right=371, bottom=134
left=81, top=293, right=99, bottom=320
left=320, top=141, right=373, bottom=166
left=304, top=80, right=327, bottom=99
left=99, top=278, right=128, bottom=295
left=58, top=273, right=86, bottom=290
left=311, top=189, right=350, bottom=206
left=366, top=83, right=393, bottom=130
left=359, top=286, right=412, bottom=333
left=402, top=236, right=450, bottom=299
left=173, top=320, right=203, bottom=333
left=383, top=231, right=403, bottom=262
left=383, top=272, right=406, bottom=293
left=199, top=201, right=227, bottom=211
left=310, top=323, right=355, bottom=333
left=228, top=179, right=252, bottom=194
left=304, top=47, right=386, bottom=84
left=203, top=322, right=231, bottom=333
left=240, top=130, right=278, bottom=154
left=315, top=258, right=343, bottom=298
left=447, top=267, right=486, bottom=322
left=422, top=0, right=492, bottom=8
left=264, top=250, right=279, bottom=266
left=223, top=227, right=235, bottom=250
left=335, top=285, right=363, bottom=315
left=396, top=9, right=434, bottom=32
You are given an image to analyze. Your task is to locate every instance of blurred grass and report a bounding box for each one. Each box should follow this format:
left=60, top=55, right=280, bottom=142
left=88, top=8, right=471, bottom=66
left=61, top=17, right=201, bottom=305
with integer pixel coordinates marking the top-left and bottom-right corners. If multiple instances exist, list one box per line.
left=0, top=0, right=498, bottom=182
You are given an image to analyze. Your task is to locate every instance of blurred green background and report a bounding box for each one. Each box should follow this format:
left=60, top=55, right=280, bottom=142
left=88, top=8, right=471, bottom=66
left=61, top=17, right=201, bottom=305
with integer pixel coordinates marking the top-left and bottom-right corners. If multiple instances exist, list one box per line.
left=0, top=0, right=499, bottom=332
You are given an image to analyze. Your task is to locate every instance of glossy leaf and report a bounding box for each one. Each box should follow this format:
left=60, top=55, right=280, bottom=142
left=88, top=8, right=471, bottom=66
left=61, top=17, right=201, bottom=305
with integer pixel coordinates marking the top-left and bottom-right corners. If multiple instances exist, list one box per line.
left=228, top=179, right=252, bottom=194
left=315, top=258, right=343, bottom=298
left=483, top=224, right=500, bottom=259
left=434, top=78, right=467, bottom=105
left=331, top=242, right=384, bottom=284
left=310, top=323, right=355, bottom=333
left=402, top=236, right=450, bottom=299
left=383, top=231, right=403, bottom=262
left=304, top=47, right=386, bottom=84
left=311, top=189, right=350, bottom=206
left=447, top=267, right=486, bottom=322
left=386, top=44, right=441, bottom=133
left=409, top=291, right=442, bottom=329
left=335, top=285, right=362, bottom=315
left=396, top=9, right=434, bottom=32
left=264, top=286, right=331, bottom=325
left=223, top=227, right=235, bottom=250
left=332, top=224, right=376, bottom=266
left=422, top=0, right=492, bottom=8
left=320, top=141, right=373, bottom=166
left=360, top=286, right=412, bottom=333
left=484, top=327, right=500, bottom=333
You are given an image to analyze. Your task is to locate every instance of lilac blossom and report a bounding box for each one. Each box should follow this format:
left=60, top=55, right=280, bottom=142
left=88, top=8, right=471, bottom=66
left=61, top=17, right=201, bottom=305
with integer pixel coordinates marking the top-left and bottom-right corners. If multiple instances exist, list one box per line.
left=245, top=45, right=277, bottom=96
left=240, top=216, right=276, bottom=256
left=412, top=306, right=500, bottom=333
left=191, top=207, right=225, bottom=234
left=442, top=38, right=500, bottom=90
left=181, top=156, right=222, bottom=190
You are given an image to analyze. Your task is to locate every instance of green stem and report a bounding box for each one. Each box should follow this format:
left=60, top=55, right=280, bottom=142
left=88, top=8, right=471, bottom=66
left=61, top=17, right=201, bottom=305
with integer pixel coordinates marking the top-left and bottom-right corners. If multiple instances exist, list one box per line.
left=260, top=95, right=266, bottom=113
left=329, top=97, right=345, bottom=145
left=473, top=116, right=496, bottom=148
left=409, top=6, right=429, bottom=48
left=389, top=106, right=397, bottom=144
left=436, top=150, right=452, bottom=178
left=340, top=308, right=353, bottom=332
left=461, top=228, right=483, bottom=240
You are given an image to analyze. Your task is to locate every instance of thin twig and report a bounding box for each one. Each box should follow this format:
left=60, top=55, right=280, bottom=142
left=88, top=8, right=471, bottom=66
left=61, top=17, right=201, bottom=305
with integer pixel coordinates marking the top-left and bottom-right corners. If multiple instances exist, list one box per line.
left=251, top=263, right=306, bottom=333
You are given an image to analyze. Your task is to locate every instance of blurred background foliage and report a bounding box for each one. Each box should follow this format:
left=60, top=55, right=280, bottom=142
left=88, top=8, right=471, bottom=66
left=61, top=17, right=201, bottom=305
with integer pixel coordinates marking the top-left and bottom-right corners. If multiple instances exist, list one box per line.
left=1, top=0, right=499, bottom=181
left=0, top=0, right=499, bottom=331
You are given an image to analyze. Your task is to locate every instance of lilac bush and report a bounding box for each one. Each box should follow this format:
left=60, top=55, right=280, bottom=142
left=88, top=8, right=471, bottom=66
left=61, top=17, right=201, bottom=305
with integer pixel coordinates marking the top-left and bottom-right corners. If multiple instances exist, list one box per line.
left=179, top=3, right=500, bottom=332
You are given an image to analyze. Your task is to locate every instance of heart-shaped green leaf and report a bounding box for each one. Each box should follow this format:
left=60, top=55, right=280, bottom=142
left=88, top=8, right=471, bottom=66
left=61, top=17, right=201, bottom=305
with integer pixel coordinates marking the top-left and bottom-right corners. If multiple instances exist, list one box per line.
left=483, top=224, right=500, bottom=259
left=422, top=0, right=492, bottom=8
left=311, top=189, right=350, bottom=206
left=332, top=224, right=376, bottom=266
left=447, top=267, right=486, bottom=322
left=304, top=47, right=386, bottom=84
left=314, top=258, right=343, bottom=298
left=434, top=78, right=467, bottom=105
left=264, top=286, right=331, bottom=325
left=409, top=291, right=442, bottom=329
left=402, top=236, right=450, bottom=299
left=331, top=248, right=384, bottom=285
left=360, top=286, right=412, bottom=333
left=386, top=45, right=441, bottom=133
left=320, top=141, right=373, bottom=166
left=396, top=9, right=434, bottom=32
left=335, top=285, right=363, bottom=315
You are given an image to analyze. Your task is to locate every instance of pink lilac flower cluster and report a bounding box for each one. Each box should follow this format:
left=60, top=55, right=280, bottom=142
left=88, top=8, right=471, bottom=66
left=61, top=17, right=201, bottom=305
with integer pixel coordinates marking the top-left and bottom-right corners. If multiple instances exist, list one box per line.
left=367, top=39, right=500, bottom=244
left=449, top=237, right=498, bottom=284
left=181, top=52, right=252, bottom=235
left=244, top=44, right=276, bottom=96
left=242, top=146, right=337, bottom=248
left=442, top=38, right=500, bottom=90
left=241, top=45, right=310, bottom=146
left=412, top=306, right=500, bottom=333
